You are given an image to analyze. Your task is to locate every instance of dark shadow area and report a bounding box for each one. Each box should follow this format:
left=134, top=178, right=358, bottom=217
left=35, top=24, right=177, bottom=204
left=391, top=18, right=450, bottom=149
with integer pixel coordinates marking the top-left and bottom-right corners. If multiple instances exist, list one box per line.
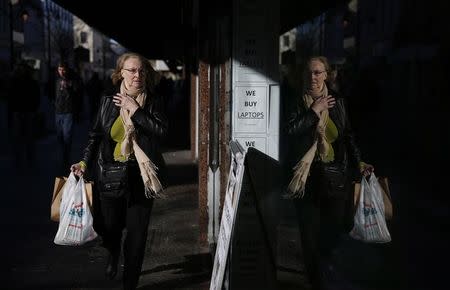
left=141, top=253, right=212, bottom=276
left=165, top=163, right=198, bottom=186
left=139, top=273, right=211, bottom=290
left=160, top=77, right=191, bottom=151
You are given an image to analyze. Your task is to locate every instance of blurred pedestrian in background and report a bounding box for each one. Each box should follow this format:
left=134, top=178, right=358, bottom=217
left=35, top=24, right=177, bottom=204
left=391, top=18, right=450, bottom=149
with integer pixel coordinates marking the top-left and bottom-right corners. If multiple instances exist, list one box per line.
left=51, top=61, right=83, bottom=174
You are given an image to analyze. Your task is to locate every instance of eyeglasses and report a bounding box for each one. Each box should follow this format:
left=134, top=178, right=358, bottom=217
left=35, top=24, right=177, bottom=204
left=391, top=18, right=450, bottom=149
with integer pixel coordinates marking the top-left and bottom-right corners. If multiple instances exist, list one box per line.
left=306, top=70, right=326, bottom=76
left=122, top=68, right=145, bottom=75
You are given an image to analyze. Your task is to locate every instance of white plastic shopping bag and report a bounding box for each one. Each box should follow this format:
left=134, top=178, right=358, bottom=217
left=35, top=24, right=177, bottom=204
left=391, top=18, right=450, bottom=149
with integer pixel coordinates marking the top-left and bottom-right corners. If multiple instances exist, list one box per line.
left=350, top=173, right=391, bottom=243
left=54, top=173, right=97, bottom=245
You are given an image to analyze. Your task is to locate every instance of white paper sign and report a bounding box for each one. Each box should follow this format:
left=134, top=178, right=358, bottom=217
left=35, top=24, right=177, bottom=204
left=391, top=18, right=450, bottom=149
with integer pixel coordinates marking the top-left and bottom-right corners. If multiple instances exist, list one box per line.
left=234, top=86, right=267, bottom=133
left=234, top=137, right=266, bottom=153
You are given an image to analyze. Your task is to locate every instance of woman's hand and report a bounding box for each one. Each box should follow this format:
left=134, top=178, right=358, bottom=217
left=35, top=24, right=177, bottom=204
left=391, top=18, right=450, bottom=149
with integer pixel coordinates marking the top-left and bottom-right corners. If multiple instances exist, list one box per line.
left=311, top=95, right=335, bottom=116
left=113, top=93, right=139, bottom=115
left=360, top=162, right=374, bottom=177
left=70, top=163, right=85, bottom=177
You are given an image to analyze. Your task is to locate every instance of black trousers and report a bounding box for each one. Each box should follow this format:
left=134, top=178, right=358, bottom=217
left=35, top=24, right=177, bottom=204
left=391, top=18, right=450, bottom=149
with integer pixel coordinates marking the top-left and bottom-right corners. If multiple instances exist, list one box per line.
left=98, top=162, right=154, bottom=290
left=293, top=163, right=353, bottom=290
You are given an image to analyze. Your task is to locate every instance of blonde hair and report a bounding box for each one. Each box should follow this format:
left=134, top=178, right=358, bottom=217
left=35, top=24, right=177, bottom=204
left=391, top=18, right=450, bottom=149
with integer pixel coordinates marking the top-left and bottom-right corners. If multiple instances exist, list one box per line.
left=307, top=56, right=330, bottom=72
left=111, top=52, right=159, bottom=91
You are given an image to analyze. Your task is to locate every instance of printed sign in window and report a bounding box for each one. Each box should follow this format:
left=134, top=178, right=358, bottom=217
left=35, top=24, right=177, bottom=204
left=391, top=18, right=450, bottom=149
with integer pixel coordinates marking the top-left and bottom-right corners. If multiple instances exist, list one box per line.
left=234, top=86, right=267, bottom=133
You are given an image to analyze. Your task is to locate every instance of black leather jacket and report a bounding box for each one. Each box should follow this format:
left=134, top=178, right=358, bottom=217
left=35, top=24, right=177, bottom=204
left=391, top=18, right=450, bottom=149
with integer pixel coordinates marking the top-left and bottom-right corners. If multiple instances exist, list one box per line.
left=285, top=90, right=361, bottom=177
left=82, top=93, right=168, bottom=187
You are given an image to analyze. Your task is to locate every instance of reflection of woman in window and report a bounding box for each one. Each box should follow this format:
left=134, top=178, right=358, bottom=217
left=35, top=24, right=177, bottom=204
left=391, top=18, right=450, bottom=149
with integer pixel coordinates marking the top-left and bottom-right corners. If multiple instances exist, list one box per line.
left=286, top=56, right=373, bottom=290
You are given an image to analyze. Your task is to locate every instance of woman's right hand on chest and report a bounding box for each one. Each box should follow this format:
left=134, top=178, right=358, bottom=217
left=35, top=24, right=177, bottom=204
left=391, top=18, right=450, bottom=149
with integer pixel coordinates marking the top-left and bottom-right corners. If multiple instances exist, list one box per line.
left=311, top=95, right=335, bottom=116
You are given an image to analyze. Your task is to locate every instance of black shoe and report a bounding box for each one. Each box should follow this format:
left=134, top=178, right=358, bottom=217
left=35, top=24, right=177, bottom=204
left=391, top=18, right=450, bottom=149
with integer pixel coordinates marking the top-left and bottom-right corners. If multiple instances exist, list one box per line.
left=105, top=253, right=119, bottom=280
